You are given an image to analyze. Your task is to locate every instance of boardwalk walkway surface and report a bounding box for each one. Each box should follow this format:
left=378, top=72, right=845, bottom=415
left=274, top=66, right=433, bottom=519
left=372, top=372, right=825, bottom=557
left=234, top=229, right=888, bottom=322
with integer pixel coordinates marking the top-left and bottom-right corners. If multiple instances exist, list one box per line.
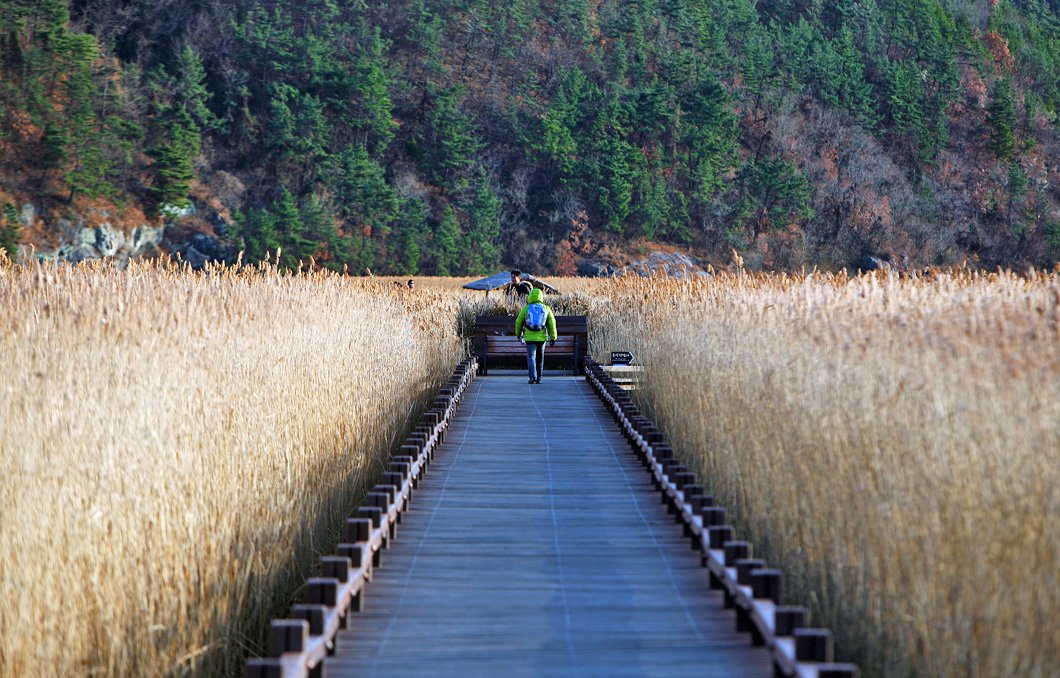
left=328, top=374, right=773, bottom=677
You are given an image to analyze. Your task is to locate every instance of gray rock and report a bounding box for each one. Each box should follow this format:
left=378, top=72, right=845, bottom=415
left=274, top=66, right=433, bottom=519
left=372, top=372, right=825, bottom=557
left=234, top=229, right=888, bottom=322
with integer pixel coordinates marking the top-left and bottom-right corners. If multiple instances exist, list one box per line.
left=160, top=230, right=237, bottom=269
left=577, top=259, right=620, bottom=277
left=183, top=245, right=210, bottom=269
left=129, top=225, right=164, bottom=257
left=94, top=225, right=125, bottom=257
left=160, top=202, right=195, bottom=218
left=56, top=242, right=99, bottom=264
left=189, top=232, right=236, bottom=261
left=42, top=222, right=163, bottom=264
left=860, top=255, right=891, bottom=271
left=19, top=203, right=35, bottom=227
left=628, top=251, right=710, bottom=277
left=75, top=227, right=96, bottom=248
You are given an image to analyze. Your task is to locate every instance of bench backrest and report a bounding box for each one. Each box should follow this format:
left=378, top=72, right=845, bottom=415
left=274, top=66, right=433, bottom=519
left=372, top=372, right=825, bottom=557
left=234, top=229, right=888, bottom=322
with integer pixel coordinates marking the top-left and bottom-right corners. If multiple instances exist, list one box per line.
left=474, top=314, right=587, bottom=336
left=485, top=335, right=577, bottom=353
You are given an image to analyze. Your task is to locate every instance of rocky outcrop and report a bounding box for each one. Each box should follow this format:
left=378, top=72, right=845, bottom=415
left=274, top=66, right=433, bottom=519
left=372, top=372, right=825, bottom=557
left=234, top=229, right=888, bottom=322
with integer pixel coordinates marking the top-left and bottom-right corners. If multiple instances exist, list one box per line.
left=171, top=231, right=239, bottom=269
left=43, top=222, right=164, bottom=264
left=578, top=251, right=711, bottom=277
left=577, top=258, right=623, bottom=277
left=162, top=214, right=239, bottom=268
left=627, top=251, right=710, bottom=276
left=24, top=200, right=235, bottom=268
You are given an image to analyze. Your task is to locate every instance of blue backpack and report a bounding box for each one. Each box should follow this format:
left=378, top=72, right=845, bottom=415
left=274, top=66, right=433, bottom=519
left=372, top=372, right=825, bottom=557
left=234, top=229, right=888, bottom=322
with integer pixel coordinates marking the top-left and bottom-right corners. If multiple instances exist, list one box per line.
left=525, top=302, right=547, bottom=332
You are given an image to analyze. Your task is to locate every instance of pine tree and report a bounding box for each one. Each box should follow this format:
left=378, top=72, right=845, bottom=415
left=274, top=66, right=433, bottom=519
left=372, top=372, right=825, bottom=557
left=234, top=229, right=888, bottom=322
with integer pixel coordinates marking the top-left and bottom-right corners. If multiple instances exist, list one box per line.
left=348, top=26, right=397, bottom=151
left=175, top=46, right=222, bottom=133
left=834, top=26, right=877, bottom=126
left=678, top=73, right=738, bottom=211
left=0, top=203, right=21, bottom=257
left=335, top=145, right=400, bottom=240
left=426, top=87, right=483, bottom=191
left=392, top=196, right=430, bottom=275
left=734, top=158, right=815, bottom=244
left=39, top=123, right=69, bottom=173
left=881, top=58, right=926, bottom=153
left=146, top=46, right=219, bottom=209
left=538, top=108, right=579, bottom=182
left=461, top=176, right=501, bottom=273
left=432, top=205, right=461, bottom=275
left=237, top=208, right=281, bottom=262
left=989, top=78, right=1017, bottom=162
left=300, top=193, right=339, bottom=268
left=151, top=109, right=199, bottom=209
left=273, top=189, right=317, bottom=269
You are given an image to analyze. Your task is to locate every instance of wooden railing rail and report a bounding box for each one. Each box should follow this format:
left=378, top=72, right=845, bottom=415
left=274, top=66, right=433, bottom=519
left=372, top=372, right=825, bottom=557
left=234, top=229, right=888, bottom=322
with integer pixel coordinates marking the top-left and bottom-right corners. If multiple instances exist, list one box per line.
left=245, top=357, right=478, bottom=678
left=583, top=358, right=859, bottom=678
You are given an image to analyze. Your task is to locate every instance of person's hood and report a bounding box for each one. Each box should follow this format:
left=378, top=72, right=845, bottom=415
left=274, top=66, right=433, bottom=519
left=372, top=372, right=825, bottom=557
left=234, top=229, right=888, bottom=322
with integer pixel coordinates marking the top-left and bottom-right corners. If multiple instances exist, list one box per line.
left=528, top=288, right=543, bottom=303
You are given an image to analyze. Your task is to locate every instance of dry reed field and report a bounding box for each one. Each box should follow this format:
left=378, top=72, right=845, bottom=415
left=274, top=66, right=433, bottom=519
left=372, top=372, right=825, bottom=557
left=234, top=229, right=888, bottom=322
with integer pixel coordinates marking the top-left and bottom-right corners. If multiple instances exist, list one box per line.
left=589, top=269, right=1060, bottom=677
left=0, top=257, right=461, bottom=675
left=3, top=258, right=1056, bottom=677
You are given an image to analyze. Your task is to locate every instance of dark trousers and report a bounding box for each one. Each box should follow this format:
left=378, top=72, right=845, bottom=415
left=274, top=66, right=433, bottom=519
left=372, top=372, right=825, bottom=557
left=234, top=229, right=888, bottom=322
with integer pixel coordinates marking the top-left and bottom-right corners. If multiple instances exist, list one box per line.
left=526, top=341, right=545, bottom=380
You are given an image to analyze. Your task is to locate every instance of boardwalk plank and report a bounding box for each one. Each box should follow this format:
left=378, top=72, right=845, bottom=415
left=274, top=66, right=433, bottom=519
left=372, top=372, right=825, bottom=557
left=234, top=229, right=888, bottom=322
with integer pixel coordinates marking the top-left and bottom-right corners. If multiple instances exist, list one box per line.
left=330, top=375, right=773, bottom=677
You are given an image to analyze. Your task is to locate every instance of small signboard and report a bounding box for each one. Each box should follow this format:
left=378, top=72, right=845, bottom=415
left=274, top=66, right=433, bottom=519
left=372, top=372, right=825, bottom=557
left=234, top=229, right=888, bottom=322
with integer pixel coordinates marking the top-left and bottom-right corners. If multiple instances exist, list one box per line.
left=610, top=351, right=635, bottom=365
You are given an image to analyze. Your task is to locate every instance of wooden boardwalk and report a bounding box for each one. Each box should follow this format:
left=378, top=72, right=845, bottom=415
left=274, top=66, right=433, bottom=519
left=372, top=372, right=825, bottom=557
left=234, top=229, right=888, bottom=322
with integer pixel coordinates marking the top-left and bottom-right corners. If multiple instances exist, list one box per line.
left=327, top=373, right=773, bottom=677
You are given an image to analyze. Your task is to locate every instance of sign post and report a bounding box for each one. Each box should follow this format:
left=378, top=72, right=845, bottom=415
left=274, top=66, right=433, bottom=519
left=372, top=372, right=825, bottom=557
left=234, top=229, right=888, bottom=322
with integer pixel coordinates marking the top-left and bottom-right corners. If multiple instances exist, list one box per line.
left=610, top=351, right=635, bottom=366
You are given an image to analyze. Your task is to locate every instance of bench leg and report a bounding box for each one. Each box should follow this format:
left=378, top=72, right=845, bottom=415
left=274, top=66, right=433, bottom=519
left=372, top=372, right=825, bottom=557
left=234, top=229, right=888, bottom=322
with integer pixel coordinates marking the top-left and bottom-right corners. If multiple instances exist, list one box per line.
left=477, top=339, right=488, bottom=376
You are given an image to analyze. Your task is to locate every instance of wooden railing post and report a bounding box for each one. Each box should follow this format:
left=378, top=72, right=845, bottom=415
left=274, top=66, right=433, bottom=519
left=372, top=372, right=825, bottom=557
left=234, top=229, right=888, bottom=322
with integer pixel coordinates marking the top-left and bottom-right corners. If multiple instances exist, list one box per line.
left=794, top=628, right=834, bottom=663
left=751, top=569, right=782, bottom=604
left=774, top=606, right=807, bottom=636
left=269, top=619, right=309, bottom=656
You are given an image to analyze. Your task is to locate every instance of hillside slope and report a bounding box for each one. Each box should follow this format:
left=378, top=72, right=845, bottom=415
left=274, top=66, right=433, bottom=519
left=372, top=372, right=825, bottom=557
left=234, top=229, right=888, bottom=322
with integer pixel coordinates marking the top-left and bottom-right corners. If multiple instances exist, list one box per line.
left=1, top=0, right=1058, bottom=272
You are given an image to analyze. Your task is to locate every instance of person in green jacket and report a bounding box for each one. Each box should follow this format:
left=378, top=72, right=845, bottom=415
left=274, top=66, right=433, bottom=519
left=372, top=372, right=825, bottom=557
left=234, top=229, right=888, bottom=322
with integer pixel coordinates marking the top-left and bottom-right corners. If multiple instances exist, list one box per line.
left=515, top=287, right=557, bottom=384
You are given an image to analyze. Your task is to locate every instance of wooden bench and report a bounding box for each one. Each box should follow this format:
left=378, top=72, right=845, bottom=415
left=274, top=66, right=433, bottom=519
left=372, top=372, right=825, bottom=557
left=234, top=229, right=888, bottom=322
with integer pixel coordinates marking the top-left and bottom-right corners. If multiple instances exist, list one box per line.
left=474, top=314, right=587, bottom=375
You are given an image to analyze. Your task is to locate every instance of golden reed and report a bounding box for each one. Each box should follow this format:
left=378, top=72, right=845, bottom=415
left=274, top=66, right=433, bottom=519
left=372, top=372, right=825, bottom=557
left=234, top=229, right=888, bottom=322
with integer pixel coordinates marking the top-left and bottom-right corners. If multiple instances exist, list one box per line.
left=0, top=257, right=460, bottom=675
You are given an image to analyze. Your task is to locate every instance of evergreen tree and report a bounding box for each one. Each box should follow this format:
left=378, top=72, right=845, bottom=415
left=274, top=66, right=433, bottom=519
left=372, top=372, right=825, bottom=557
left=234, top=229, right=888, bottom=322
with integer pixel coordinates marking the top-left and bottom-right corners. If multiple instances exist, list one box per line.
left=151, top=109, right=199, bottom=209
left=432, top=205, right=461, bottom=275
left=347, top=26, right=397, bottom=151
left=39, top=123, right=69, bottom=174
left=300, top=193, right=340, bottom=268
left=146, top=46, right=219, bottom=208
left=426, top=86, right=483, bottom=191
left=59, top=33, right=112, bottom=200
left=237, top=208, right=281, bottom=262
left=989, top=78, right=1017, bottom=162
left=881, top=58, right=926, bottom=155
left=265, top=83, right=330, bottom=190
left=678, top=73, right=738, bottom=213
left=0, top=203, right=20, bottom=257
left=461, top=176, right=501, bottom=273
left=273, top=189, right=317, bottom=269
left=833, top=26, right=877, bottom=126
left=734, top=158, right=815, bottom=244
left=392, top=196, right=430, bottom=275
left=334, top=145, right=400, bottom=241
left=174, top=46, right=222, bottom=133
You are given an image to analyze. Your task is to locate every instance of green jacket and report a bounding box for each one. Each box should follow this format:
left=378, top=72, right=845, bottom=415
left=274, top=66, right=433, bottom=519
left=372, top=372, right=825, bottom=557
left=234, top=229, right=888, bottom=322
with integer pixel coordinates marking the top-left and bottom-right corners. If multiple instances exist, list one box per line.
left=515, top=288, right=557, bottom=341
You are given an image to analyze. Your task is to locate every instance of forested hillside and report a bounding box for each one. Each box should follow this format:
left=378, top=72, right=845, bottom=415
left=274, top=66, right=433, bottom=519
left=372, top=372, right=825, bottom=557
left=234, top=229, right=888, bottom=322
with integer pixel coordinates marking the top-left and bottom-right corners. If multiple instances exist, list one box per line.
left=1, top=0, right=1058, bottom=273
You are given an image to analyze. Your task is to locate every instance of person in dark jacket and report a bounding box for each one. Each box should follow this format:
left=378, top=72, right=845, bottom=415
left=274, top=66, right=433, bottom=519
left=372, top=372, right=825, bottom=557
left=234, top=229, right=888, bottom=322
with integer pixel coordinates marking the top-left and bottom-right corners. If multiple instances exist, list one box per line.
left=515, top=288, right=557, bottom=384
left=507, top=269, right=533, bottom=299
